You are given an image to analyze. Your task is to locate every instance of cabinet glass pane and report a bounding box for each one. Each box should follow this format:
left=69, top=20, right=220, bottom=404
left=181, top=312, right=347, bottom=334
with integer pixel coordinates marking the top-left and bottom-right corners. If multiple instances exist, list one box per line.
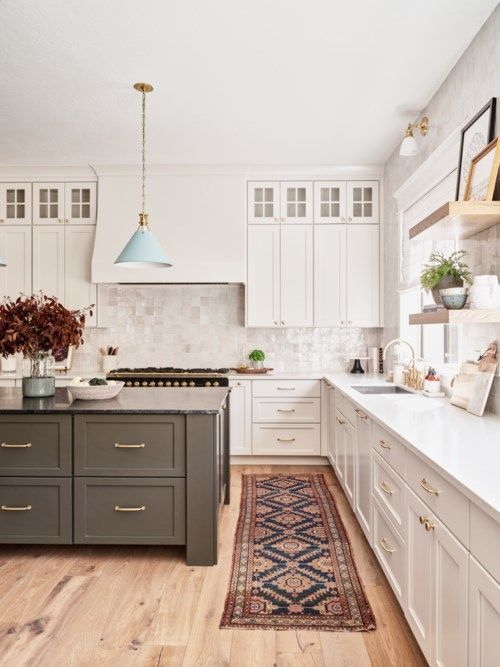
left=50, top=189, right=58, bottom=203
left=254, top=188, right=263, bottom=203
left=364, top=203, right=372, bottom=217
left=331, top=187, right=340, bottom=201
left=264, top=203, right=273, bottom=217
left=363, top=187, right=372, bottom=201
left=353, top=187, right=362, bottom=201
left=72, top=204, right=80, bottom=218
left=16, top=189, right=25, bottom=203
left=17, top=204, right=25, bottom=218
left=82, top=189, right=90, bottom=203
left=331, top=203, right=340, bottom=217
left=321, top=188, right=329, bottom=202
left=287, top=188, right=296, bottom=202
left=254, top=203, right=263, bottom=217
left=321, top=203, right=329, bottom=217
left=287, top=203, right=296, bottom=217
left=50, top=204, right=58, bottom=217
left=40, top=189, right=48, bottom=203
left=264, top=188, right=273, bottom=202
left=297, top=188, right=306, bottom=202
left=297, top=203, right=306, bottom=217
left=353, top=203, right=362, bottom=217
left=40, top=204, right=48, bottom=218
left=82, top=204, right=90, bottom=218
left=6, top=204, right=15, bottom=218
left=6, top=189, right=15, bottom=203
left=71, top=189, right=80, bottom=203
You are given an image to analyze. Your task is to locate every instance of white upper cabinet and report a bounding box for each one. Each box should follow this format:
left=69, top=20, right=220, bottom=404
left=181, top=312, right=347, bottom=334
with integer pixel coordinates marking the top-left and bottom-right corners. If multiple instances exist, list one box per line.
left=314, top=225, right=346, bottom=326
left=280, top=225, right=313, bottom=326
left=347, top=181, right=379, bottom=224
left=32, top=225, right=65, bottom=301
left=0, top=226, right=32, bottom=299
left=0, top=183, right=32, bottom=224
left=281, top=181, right=313, bottom=224
left=247, top=225, right=280, bottom=326
left=346, top=225, right=380, bottom=327
left=64, top=183, right=97, bottom=225
left=314, top=181, right=346, bottom=224
left=64, top=225, right=97, bottom=326
left=33, top=182, right=97, bottom=225
left=248, top=182, right=280, bottom=224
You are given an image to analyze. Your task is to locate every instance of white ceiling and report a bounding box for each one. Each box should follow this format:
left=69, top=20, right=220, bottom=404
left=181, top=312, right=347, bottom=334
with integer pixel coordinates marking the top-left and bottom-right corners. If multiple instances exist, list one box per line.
left=0, top=0, right=497, bottom=166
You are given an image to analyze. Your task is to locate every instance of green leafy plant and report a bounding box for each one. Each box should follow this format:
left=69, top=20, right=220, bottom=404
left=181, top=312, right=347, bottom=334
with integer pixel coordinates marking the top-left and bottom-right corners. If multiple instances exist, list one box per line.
left=248, top=349, right=265, bottom=362
left=420, top=250, right=472, bottom=291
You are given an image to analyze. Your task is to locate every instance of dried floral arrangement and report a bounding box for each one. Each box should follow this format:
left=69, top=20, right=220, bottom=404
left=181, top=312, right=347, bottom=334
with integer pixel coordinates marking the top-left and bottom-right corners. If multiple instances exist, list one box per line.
left=0, top=293, right=93, bottom=376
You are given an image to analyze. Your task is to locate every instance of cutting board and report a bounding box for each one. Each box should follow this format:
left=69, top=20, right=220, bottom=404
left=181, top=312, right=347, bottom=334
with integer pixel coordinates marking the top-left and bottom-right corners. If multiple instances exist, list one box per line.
left=451, top=360, right=497, bottom=416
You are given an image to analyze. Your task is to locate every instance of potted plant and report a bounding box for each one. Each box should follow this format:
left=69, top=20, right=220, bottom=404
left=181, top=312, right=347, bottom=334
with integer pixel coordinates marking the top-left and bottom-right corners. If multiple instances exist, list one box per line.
left=248, top=349, right=265, bottom=369
left=0, top=293, right=92, bottom=397
left=420, top=250, right=472, bottom=306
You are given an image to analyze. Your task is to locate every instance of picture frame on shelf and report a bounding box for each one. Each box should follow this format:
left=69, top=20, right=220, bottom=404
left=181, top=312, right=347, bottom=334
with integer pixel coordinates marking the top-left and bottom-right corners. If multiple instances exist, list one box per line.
left=53, top=344, right=75, bottom=372
left=455, top=97, right=496, bottom=200
left=463, top=138, right=500, bottom=202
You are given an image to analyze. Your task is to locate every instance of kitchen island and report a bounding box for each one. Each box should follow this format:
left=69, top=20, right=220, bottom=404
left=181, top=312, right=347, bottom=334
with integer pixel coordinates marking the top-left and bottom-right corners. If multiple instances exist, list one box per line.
left=0, top=387, right=230, bottom=565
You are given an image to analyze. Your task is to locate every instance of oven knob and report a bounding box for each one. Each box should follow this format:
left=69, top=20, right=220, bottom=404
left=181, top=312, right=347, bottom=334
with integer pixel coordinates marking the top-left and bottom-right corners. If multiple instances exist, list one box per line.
left=142, top=381, right=148, bottom=387
left=125, top=381, right=132, bottom=387
left=189, top=381, right=195, bottom=387
left=205, top=381, right=211, bottom=386
left=157, top=381, right=164, bottom=387
left=165, top=381, right=171, bottom=387
left=181, top=381, right=187, bottom=387
left=213, top=381, right=219, bottom=387
left=133, top=381, right=140, bottom=387
left=173, top=381, right=180, bottom=387
left=149, top=381, right=156, bottom=387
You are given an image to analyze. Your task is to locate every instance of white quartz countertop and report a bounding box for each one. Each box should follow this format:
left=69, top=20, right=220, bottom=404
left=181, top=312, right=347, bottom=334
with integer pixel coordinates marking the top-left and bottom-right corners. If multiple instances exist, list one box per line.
left=228, top=371, right=326, bottom=379
left=323, top=372, right=500, bottom=523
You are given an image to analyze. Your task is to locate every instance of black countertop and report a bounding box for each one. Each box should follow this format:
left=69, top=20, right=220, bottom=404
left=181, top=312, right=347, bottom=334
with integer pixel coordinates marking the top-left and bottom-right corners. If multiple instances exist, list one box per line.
left=0, top=387, right=230, bottom=414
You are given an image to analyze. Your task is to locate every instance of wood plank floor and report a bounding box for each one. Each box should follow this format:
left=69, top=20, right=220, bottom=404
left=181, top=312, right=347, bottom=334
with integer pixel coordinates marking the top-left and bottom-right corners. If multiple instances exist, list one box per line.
left=0, top=465, right=426, bottom=666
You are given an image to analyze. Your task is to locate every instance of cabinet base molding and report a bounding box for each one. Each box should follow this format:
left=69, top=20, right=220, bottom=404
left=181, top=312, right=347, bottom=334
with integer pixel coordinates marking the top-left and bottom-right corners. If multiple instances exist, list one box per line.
left=231, top=455, right=328, bottom=466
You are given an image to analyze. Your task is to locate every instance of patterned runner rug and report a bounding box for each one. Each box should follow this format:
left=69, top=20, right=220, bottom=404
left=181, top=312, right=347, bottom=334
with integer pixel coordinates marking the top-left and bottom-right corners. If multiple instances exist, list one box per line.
left=221, top=473, right=376, bottom=631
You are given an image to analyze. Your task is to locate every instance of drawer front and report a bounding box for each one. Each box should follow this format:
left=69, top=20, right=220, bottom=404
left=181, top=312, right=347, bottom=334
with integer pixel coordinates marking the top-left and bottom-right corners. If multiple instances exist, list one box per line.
left=252, top=398, right=320, bottom=423
left=372, top=452, right=406, bottom=537
left=74, top=477, right=186, bottom=545
left=0, top=415, right=71, bottom=476
left=0, top=477, right=71, bottom=543
left=74, top=415, right=185, bottom=476
left=372, top=421, right=405, bottom=477
left=252, top=379, right=320, bottom=399
left=252, top=424, right=320, bottom=455
left=470, top=503, right=500, bottom=582
left=372, top=498, right=405, bottom=604
left=406, top=449, right=469, bottom=547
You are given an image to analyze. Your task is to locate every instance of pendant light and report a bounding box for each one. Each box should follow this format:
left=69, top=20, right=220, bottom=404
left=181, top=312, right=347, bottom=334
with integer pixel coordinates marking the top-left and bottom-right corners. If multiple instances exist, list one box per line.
left=115, top=83, right=172, bottom=268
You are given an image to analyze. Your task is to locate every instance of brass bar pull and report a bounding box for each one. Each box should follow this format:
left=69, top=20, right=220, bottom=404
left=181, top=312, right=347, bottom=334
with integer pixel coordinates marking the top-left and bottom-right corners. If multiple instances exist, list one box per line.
left=380, top=481, right=394, bottom=495
left=114, top=505, right=145, bottom=512
left=277, top=437, right=296, bottom=442
left=1, top=442, right=32, bottom=448
left=114, top=443, right=145, bottom=449
left=1, top=505, right=32, bottom=511
left=277, top=387, right=295, bottom=391
left=378, top=440, right=391, bottom=450
left=419, top=478, right=439, bottom=496
left=355, top=409, right=368, bottom=420
left=277, top=408, right=295, bottom=413
left=379, top=538, right=395, bottom=554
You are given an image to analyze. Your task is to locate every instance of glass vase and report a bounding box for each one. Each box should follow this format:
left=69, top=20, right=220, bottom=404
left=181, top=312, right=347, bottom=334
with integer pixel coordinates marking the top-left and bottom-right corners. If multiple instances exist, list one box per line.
left=22, top=351, right=56, bottom=397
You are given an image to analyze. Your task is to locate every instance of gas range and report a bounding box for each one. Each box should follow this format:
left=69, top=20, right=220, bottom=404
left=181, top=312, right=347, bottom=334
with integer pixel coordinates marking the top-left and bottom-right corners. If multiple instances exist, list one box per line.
left=106, top=367, right=230, bottom=388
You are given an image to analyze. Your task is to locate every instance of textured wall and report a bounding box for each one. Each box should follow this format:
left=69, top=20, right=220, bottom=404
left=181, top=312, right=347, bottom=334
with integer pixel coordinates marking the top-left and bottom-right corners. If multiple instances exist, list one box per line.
left=75, top=284, right=380, bottom=373
left=382, top=6, right=500, bottom=411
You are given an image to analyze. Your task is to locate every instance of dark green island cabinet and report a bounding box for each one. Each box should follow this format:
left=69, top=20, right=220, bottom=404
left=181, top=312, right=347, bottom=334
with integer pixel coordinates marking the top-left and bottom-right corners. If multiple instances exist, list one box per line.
left=0, top=387, right=230, bottom=566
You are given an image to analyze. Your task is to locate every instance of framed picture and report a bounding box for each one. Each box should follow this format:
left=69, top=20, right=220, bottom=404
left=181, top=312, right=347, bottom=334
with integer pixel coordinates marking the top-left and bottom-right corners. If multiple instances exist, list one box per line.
left=455, top=98, right=496, bottom=200
left=53, top=344, right=75, bottom=372
left=464, top=138, right=500, bottom=202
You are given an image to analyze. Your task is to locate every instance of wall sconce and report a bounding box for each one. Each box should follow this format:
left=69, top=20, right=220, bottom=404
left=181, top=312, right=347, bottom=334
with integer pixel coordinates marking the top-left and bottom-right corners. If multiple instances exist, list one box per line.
left=399, top=116, right=429, bottom=156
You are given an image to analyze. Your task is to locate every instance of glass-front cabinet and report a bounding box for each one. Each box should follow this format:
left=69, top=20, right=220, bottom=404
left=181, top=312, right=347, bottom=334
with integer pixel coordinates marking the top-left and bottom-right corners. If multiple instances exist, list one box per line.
left=0, top=183, right=32, bottom=224
left=313, top=181, right=347, bottom=223
left=347, top=181, right=379, bottom=224
left=248, top=181, right=312, bottom=224
left=247, top=181, right=280, bottom=224
left=33, top=182, right=96, bottom=225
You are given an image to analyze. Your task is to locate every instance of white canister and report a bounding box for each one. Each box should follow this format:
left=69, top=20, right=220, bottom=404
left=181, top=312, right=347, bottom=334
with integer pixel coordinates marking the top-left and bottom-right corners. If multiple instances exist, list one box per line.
left=1, top=355, right=17, bottom=373
left=368, top=347, right=379, bottom=373
left=393, top=364, right=406, bottom=386
left=101, top=355, right=118, bottom=373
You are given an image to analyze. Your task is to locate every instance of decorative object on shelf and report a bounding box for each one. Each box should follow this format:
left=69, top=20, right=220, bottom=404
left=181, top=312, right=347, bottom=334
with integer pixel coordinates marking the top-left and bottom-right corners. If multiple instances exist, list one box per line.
left=248, top=349, right=265, bottom=369
left=0, top=293, right=92, bottom=397
left=399, top=116, right=429, bottom=157
left=464, top=137, right=500, bottom=202
left=423, top=367, right=442, bottom=394
left=115, top=83, right=172, bottom=269
left=0, top=355, right=17, bottom=373
left=420, top=250, right=472, bottom=306
left=439, top=286, right=469, bottom=310
left=67, top=376, right=124, bottom=401
left=231, top=366, right=273, bottom=375
left=469, top=275, right=500, bottom=309
left=451, top=343, right=498, bottom=417
left=456, top=98, right=496, bottom=200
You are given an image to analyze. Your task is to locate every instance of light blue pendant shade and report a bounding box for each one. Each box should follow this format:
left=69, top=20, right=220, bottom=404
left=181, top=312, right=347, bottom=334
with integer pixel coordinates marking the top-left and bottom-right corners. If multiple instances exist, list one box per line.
left=0, top=256, right=6, bottom=267
left=114, top=226, right=172, bottom=268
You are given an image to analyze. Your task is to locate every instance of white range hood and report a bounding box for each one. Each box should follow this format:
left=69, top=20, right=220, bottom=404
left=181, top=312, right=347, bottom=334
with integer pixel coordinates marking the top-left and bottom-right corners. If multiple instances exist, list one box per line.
left=91, top=166, right=246, bottom=284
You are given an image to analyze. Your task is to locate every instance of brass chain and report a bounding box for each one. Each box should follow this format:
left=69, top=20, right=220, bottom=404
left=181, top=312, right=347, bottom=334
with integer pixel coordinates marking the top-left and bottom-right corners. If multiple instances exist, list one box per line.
left=141, top=89, right=146, bottom=215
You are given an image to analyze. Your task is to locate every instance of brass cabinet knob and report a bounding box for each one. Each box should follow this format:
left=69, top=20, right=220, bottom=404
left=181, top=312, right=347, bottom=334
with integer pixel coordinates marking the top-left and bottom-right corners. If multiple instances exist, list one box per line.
left=274, top=320, right=279, bottom=325
left=340, top=216, right=346, bottom=223
left=281, top=320, right=286, bottom=325
left=280, top=216, right=285, bottom=222
left=274, top=217, right=279, bottom=222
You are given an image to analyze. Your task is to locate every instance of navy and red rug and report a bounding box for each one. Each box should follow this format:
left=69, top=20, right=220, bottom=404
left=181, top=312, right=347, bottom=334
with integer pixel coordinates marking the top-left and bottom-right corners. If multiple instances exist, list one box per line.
left=221, top=474, right=375, bottom=631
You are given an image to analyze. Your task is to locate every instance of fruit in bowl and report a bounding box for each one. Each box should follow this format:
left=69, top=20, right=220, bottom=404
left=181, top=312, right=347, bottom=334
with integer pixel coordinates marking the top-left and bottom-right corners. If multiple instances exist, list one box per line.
left=67, top=377, right=124, bottom=400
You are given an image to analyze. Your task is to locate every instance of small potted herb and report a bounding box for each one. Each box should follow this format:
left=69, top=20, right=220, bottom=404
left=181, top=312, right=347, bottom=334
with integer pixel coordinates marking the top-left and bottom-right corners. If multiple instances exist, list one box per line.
left=420, top=250, right=472, bottom=306
left=248, top=349, right=265, bottom=369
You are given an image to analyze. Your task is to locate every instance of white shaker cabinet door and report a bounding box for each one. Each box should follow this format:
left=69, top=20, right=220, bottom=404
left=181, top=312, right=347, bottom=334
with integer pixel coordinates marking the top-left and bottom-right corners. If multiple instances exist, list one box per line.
left=327, top=385, right=336, bottom=467
left=280, top=225, right=313, bottom=327
left=247, top=225, right=280, bottom=327
left=64, top=225, right=97, bottom=326
left=347, top=181, right=379, bottom=224
left=0, top=226, right=32, bottom=299
left=32, top=225, right=65, bottom=302
left=354, top=408, right=372, bottom=543
left=313, top=181, right=346, bottom=224
left=346, top=225, right=380, bottom=327
left=469, top=555, right=500, bottom=667
left=228, top=380, right=252, bottom=455
left=280, top=181, right=313, bottom=224
left=64, top=183, right=97, bottom=225
left=314, top=224, right=346, bottom=326
left=247, top=182, right=280, bottom=224
left=334, top=409, right=345, bottom=484
left=343, top=418, right=355, bottom=509
left=33, top=183, right=65, bottom=225
left=0, top=183, right=32, bottom=224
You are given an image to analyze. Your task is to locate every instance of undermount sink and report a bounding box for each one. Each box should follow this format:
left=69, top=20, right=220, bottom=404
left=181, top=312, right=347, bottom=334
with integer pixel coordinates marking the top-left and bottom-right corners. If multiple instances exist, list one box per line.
left=352, top=385, right=412, bottom=395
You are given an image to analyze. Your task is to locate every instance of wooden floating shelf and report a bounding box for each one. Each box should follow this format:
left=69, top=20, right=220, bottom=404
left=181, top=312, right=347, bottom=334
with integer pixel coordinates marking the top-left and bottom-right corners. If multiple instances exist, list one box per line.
left=409, top=309, right=500, bottom=325
left=409, top=201, right=500, bottom=241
